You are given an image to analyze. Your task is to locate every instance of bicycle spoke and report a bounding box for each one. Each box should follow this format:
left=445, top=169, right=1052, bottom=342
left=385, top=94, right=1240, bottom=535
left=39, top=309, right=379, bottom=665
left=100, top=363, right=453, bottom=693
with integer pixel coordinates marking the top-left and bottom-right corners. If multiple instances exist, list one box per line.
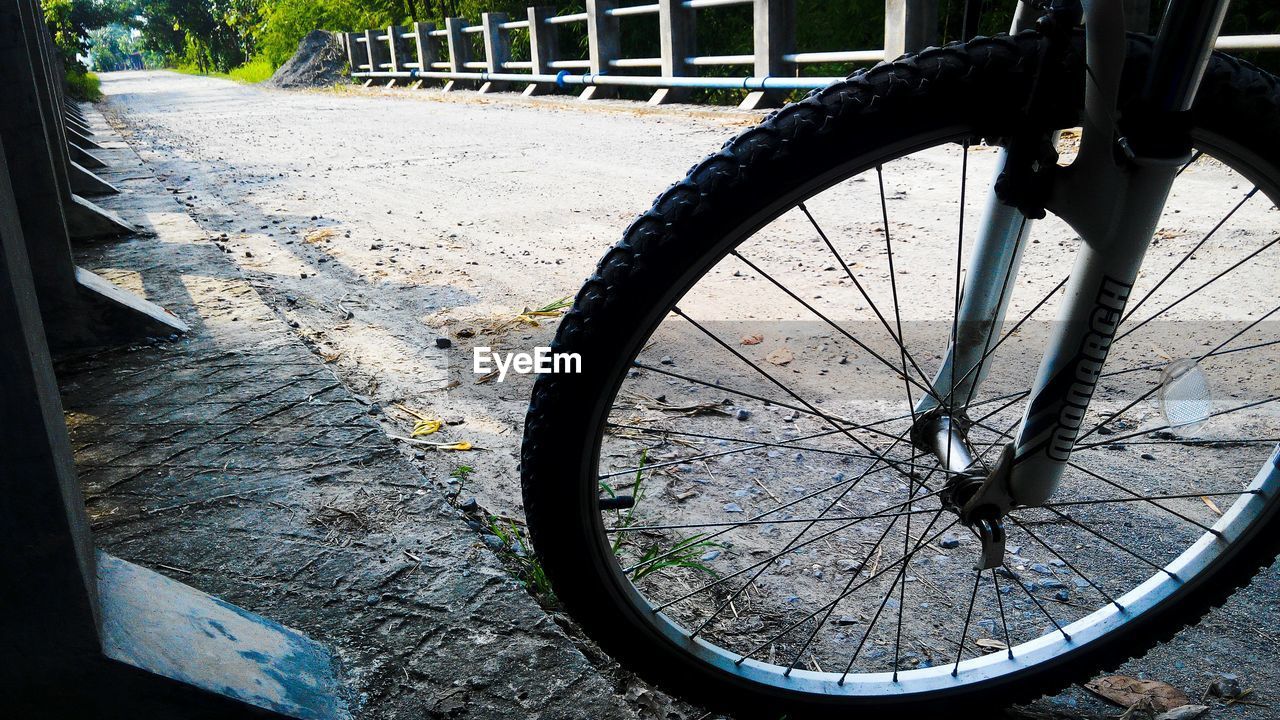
left=875, top=164, right=923, bottom=424
left=1120, top=187, right=1258, bottom=327
left=623, top=426, right=923, bottom=578
left=729, top=250, right=943, bottom=405
left=650, top=466, right=945, bottom=613
left=798, top=201, right=934, bottom=390
left=1042, top=489, right=1256, bottom=509
left=991, top=568, right=1015, bottom=659
left=950, top=569, right=983, bottom=676
left=608, top=503, right=941, bottom=533
left=836, top=513, right=956, bottom=682
left=630, top=360, right=912, bottom=449
left=782, top=504, right=914, bottom=676
left=1077, top=395, right=1280, bottom=449
left=1065, top=461, right=1221, bottom=535
left=1008, top=516, right=1123, bottom=610
left=1037, top=506, right=1176, bottom=578
left=1004, top=560, right=1070, bottom=641
left=1077, top=303, right=1280, bottom=445
left=687, top=426, right=923, bottom=636
left=1116, top=233, right=1280, bottom=344
left=745, top=509, right=953, bottom=669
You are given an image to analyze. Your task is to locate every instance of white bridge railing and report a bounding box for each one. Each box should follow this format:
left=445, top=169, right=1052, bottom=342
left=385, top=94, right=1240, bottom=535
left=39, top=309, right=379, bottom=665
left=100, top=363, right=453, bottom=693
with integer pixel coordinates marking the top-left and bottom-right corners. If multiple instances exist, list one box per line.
left=340, top=0, right=1280, bottom=110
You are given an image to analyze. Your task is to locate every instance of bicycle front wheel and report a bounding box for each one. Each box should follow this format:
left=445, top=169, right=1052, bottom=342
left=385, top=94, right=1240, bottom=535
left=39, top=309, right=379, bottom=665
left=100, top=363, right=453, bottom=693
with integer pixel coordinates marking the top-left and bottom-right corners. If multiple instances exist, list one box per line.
left=522, top=32, right=1280, bottom=718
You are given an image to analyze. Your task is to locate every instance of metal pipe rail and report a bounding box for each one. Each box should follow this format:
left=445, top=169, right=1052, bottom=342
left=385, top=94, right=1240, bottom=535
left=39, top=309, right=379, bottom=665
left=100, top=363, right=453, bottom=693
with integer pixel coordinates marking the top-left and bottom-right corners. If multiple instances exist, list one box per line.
left=341, top=0, right=1280, bottom=110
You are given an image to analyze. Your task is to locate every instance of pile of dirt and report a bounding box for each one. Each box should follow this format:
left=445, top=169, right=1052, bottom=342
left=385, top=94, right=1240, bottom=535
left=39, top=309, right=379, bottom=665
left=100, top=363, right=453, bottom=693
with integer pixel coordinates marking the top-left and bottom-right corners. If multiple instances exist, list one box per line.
left=267, top=30, right=348, bottom=88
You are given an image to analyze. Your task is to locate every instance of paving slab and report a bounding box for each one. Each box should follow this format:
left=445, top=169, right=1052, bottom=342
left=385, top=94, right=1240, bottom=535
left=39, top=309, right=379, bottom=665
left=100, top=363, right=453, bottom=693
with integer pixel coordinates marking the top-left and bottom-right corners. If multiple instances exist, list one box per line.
left=56, top=103, right=648, bottom=720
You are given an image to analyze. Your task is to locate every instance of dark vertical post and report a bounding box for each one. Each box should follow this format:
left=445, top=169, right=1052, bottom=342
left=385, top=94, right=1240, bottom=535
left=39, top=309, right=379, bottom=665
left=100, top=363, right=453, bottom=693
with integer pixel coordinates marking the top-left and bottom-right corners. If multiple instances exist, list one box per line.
left=885, top=0, right=938, bottom=59
left=650, top=0, right=696, bottom=105
left=740, top=0, right=795, bottom=110
left=479, top=12, right=511, bottom=93
left=581, top=0, right=620, bottom=100
left=387, top=24, right=412, bottom=86
left=525, top=6, right=559, bottom=96
left=413, top=21, right=438, bottom=86
left=443, top=17, right=471, bottom=91
left=0, top=137, right=104, bottom=701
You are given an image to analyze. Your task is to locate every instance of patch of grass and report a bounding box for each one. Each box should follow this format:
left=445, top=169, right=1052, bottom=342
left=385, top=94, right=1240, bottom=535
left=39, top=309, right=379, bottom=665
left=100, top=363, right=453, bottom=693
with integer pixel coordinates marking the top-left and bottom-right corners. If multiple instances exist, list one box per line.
left=66, top=69, right=101, bottom=102
left=228, top=57, right=275, bottom=84
left=488, top=516, right=556, bottom=605
left=605, top=447, right=722, bottom=582
left=173, top=57, right=276, bottom=84
left=630, top=534, right=721, bottom=583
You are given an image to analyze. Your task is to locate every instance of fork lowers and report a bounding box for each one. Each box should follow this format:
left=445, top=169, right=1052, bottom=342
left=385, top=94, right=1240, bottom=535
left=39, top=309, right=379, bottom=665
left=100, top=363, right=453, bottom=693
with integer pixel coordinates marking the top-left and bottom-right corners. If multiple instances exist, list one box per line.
left=911, top=408, right=1009, bottom=569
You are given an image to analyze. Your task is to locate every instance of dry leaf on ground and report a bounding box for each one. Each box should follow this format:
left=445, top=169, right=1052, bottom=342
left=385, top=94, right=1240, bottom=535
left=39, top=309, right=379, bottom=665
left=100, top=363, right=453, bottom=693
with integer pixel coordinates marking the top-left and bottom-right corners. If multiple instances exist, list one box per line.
left=766, top=347, right=794, bottom=366
left=1085, top=675, right=1191, bottom=712
left=740, top=333, right=764, bottom=345
left=974, top=638, right=1008, bottom=652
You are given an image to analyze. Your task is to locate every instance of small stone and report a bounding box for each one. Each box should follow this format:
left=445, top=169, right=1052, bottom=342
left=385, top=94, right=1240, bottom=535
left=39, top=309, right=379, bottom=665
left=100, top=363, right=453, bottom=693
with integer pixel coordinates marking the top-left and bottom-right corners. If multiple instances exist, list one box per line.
left=700, top=550, right=721, bottom=562
left=1141, top=452, right=1156, bottom=460
left=285, top=295, right=298, bottom=305
left=833, top=615, right=858, bottom=626
left=365, top=594, right=379, bottom=605
left=458, top=497, right=479, bottom=512
left=660, top=356, right=675, bottom=365
left=367, top=403, right=381, bottom=415
left=1039, top=579, right=1067, bottom=590
left=481, top=534, right=505, bottom=550
left=1049, top=559, right=1066, bottom=567
left=1208, top=673, right=1243, bottom=699
left=435, top=337, right=452, bottom=349
left=723, top=502, right=743, bottom=513
left=1031, top=563, right=1054, bottom=575
left=940, top=538, right=961, bottom=549
left=1053, top=590, right=1070, bottom=602
left=736, top=408, right=751, bottom=421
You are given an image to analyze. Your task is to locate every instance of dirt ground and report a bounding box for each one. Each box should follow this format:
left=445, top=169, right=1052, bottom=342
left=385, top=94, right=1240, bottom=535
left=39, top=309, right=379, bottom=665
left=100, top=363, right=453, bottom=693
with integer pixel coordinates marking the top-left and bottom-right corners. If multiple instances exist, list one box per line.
left=96, top=70, right=1279, bottom=719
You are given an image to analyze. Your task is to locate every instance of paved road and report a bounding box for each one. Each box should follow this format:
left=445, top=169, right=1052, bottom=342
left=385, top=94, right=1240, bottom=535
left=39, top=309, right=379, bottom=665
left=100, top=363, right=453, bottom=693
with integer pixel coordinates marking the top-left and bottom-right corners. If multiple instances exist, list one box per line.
left=92, top=70, right=1280, bottom=719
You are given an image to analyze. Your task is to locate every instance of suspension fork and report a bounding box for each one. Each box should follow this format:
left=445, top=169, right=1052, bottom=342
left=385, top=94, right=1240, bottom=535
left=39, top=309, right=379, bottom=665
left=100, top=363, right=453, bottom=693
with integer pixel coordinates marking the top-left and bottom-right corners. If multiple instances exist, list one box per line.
left=914, top=0, right=1230, bottom=541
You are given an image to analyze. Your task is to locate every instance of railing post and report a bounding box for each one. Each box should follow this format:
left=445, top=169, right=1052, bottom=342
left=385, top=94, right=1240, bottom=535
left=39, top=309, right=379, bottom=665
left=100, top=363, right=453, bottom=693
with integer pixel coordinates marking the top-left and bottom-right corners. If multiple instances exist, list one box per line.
left=740, top=0, right=796, bottom=110
left=581, top=0, right=620, bottom=100
left=480, top=12, right=511, bottom=93
left=361, top=29, right=379, bottom=86
left=525, top=6, right=559, bottom=96
left=413, top=21, right=438, bottom=87
left=884, top=0, right=938, bottom=59
left=443, top=17, right=471, bottom=92
left=387, top=25, right=412, bottom=86
left=344, top=31, right=363, bottom=78
left=650, top=0, right=696, bottom=105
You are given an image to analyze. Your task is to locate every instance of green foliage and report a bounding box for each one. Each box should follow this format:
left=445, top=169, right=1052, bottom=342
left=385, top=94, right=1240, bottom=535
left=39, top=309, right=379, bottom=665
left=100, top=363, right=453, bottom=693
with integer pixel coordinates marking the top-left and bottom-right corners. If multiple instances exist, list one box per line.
left=47, top=0, right=1280, bottom=97
left=488, top=516, right=556, bottom=604
left=65, top=68, right=102, bottom=100
left=229, top=55, right=276, bottom=81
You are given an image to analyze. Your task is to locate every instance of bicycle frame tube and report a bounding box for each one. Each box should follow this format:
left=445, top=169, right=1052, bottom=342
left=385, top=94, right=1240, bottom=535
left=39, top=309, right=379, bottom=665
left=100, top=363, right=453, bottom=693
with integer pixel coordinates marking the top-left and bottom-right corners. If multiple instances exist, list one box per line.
left=923, top=0, right=1231, bottom=508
